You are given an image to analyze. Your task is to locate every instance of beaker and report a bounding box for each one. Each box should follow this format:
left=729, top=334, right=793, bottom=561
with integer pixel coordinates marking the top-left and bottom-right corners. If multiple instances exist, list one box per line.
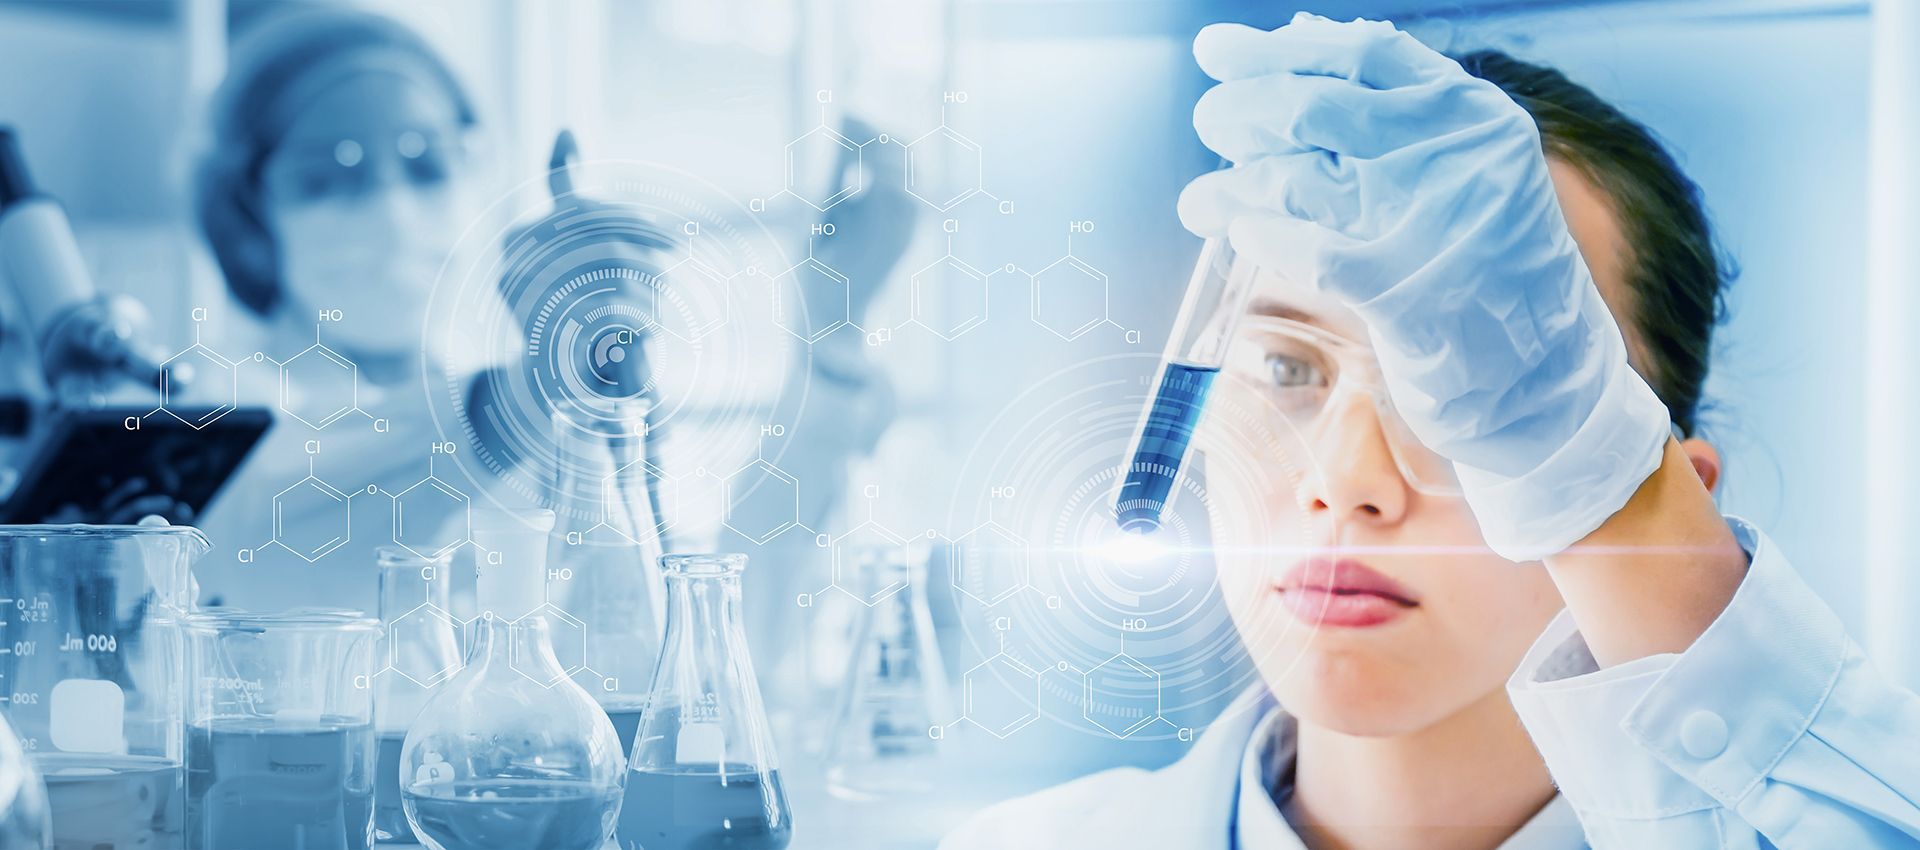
left=399, top=614, right=625, bottom=850
left=621, top=553, right=791, bottom=850
left=0, top=708, right=51, bottom=848
left=823, top=545, right=949, bottom=801
left=182, top=608, right=379, bottom=850
left=373, top=546, right=461, bottom=844
left=0, top=522, right=204, bottom=849
left=546, top=399, right=667, bottom=756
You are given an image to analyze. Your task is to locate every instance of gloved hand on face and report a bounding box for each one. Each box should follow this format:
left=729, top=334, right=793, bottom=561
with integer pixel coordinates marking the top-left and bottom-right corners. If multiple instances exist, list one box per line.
left=1177, top=14, right=1672, bottom=561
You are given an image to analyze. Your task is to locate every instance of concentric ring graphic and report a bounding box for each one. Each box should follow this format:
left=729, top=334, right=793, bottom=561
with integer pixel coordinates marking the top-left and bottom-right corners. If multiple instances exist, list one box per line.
left=943, top=352, right=1328, bottom=739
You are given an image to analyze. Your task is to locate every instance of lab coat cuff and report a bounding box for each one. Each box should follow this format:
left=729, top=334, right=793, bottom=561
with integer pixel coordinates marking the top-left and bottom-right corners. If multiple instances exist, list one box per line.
left=1509, top=612, right=1722, bottom=819
left=1458, top=356, right=1670, bottom=563
left=1617, top=518, right=1848, bottom=808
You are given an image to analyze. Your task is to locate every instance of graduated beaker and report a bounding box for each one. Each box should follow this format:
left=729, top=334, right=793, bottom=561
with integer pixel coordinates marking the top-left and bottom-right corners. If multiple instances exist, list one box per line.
left=0, top=522, right=203, bottom=849
left=182, top=608, right=379, bottom=850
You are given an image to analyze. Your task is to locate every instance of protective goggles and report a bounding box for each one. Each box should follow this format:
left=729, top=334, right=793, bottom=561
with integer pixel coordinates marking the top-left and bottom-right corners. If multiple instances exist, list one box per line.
left=1220, top=314, right=1463, bottom=498
left=261, top=128, right=473, bottom=205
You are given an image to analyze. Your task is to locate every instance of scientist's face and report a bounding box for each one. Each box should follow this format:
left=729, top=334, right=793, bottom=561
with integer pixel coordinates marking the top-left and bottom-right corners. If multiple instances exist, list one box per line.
left=1208, top=160, right=1643, bottom=737
left=261, top=71, right=471, bottom=358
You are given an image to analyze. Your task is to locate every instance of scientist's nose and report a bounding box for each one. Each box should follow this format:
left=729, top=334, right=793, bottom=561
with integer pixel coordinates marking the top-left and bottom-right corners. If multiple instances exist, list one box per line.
left=1301, top=391, right=1410, bottom=526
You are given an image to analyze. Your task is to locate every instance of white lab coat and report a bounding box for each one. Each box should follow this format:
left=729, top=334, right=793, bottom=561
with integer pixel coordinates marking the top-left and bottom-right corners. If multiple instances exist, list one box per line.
left=939, top=685, right=1585, bottom=850
left=943, top=518, right=1920, bottom=849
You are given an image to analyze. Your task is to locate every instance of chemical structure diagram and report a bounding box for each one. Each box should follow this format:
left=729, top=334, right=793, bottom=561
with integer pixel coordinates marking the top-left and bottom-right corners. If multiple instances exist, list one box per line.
left=746, top=92, right=1139, bottom=349
left=931, top=625, right=1191, bottom=743
left=137, top=307, right=391, bottom=434
left=234, top=443, right=470, bottom=565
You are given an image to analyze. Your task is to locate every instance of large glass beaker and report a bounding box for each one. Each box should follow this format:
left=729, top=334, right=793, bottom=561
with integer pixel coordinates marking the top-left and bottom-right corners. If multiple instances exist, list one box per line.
left=0, top=522, right=204, bottom=850
left=182, top=608, right=379, bottom=850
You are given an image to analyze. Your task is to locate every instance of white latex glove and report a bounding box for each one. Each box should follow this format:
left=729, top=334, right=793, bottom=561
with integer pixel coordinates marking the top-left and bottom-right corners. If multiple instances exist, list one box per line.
left=1178, top=14, right=1671, bottom=561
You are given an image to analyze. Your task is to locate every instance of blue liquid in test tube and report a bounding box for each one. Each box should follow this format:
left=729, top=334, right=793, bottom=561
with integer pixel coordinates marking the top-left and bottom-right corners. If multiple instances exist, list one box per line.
left=1116, top=361, right=1218, bottom=533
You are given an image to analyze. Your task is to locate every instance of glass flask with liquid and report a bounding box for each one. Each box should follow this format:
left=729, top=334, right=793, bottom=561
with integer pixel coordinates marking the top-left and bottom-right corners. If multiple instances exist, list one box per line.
left=399, top=614, right=625, bottom=850
left=182, top=607, right=379, bottom=850
left=0, top=707, right=51, bottom=848
left=372, top=546, right=461, bottom=844
left=620, top=553, right=791, bottom=850
left=546, top=399, right=667, bottom=757
left=0, top=521, right=204, bottom=850
left=823, top=545, right=949, bottom=800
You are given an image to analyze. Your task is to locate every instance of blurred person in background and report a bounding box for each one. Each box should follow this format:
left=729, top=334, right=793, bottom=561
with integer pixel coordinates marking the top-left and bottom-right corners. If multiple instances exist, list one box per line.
left=186, top=4, right=486, bottom=612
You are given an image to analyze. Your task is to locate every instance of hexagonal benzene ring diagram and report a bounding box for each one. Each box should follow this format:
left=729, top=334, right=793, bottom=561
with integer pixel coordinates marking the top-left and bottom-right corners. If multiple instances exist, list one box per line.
left=604, top=457, right=676, bottom=543
left=719, top=459, right=798, bottom=544
left=277, top=343, right=357, bottom=428
left=272, top=476, right=352, bottom=562
left=771, top=257, right=850, bottom=343
left=909, top=255, right=988, bottom=340
left=1083, top=653, right=1162, bottom=738
left=160, top=344, right=236, bottom=430
left=963, top=653, right=1041, bottom=738
left=829, top=521, right=913, bottom=606
left=510, top=604, right=586, bottom=687
left=952, top=522, right=1029, bottom=607
left=392, top=476, right=471, bottom=560
left=1030, top=256, right=1110, bottom=341
left=651, top=258, right=730, bottom=343
left=904, top=126, right=983, bottom=212
left=785, top=125, right=862, bottom=211
left=386, top=603, right=463, bottom=687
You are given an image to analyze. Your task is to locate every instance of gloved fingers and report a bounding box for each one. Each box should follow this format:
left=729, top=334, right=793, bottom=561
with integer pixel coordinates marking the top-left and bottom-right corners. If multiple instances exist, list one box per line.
left=1195, top=72, right=1470, bottom=161
left=1177, top=153, right=1363, bottom=239
left=1193, top=15, right=1453, bottom=89
left=1222, top=214, right=1366, bottom=298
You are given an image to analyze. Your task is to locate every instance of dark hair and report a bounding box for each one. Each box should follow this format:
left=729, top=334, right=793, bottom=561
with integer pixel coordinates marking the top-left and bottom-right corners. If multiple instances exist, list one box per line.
left=196, top=8, right=476, bottom=316
left=1453, top=50, right=1731, bottom=438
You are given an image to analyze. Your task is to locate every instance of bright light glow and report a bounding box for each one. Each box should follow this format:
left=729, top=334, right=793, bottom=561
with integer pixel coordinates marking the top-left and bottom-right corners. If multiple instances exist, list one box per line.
left=1084, top=529, right=1173, bottom=565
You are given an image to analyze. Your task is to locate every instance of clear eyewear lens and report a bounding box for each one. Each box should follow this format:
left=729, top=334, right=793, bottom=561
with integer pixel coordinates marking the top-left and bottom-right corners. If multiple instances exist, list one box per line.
left=1224, top=316, right=1462, bottom=497
left=265, top=129, right=469, bottom=204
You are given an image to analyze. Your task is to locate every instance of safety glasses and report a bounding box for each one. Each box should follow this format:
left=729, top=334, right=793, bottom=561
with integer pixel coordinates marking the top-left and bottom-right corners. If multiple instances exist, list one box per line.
left=262, top=128, right=474, bottom=205
left=1220, top=315, right=1464, bottom=498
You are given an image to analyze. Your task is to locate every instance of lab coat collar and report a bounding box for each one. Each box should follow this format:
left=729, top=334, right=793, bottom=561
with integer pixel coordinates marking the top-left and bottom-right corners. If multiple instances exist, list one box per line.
left=1231, top=692, right=1587, bottom=849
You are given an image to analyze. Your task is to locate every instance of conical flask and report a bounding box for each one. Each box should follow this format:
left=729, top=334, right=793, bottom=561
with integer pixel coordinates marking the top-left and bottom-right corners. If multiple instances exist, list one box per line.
left=546, top=399, right=667, bottom=756
left=619, top=554, right=791, bottom=850
left=0, top=708, right=51, bottom=848
left=823, top=545, right=949, bottom=800
left=400, top=511, right=625, bottom=850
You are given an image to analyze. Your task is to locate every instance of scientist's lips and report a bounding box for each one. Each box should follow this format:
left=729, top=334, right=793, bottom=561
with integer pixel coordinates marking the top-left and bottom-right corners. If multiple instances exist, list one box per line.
left=1276, top=558, right=1419, bottom=628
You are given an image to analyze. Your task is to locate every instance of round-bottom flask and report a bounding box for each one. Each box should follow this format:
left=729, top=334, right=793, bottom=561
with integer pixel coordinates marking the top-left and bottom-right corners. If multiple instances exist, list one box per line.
left=400, top=614, right=625, bottom=850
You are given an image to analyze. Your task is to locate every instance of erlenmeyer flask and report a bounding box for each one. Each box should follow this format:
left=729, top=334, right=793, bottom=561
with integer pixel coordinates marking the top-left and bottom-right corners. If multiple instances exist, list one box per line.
left=373, top=546, right=461, bottom=844
left=400, top=614, right=624, bottom=850
left=823, top=545, right=949, bottom=800
left=546, top=399, right=667, bottom=756
left=619, top=554, right=791, bottom=850
left=0, top=709, right=51, bottom=848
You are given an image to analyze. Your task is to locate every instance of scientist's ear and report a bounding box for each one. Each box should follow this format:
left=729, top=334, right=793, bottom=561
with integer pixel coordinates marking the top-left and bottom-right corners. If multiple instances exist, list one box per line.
left=1679, top=438, right=1721, bottom=494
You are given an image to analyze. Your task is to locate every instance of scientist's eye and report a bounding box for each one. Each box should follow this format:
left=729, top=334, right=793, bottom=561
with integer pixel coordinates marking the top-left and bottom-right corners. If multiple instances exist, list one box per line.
left=404, top=149, right=451, bottom=187
left=1266, top=351, right=1327, bottom=392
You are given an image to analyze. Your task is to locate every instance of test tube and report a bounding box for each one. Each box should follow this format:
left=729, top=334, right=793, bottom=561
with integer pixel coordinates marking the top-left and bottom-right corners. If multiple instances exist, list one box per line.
left=1114, top=238, right=1256, bottom=533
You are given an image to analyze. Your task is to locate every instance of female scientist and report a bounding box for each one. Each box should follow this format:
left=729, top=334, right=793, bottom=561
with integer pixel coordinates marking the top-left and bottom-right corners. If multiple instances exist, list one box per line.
left=187, top=6, right=485, bottom=610
left=944, top=15, right=1920, bottom=850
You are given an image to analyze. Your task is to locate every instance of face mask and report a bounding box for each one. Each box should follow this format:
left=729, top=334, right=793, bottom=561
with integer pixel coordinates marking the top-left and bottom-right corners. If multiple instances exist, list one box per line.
left=271, top=185, right=462, bottom=358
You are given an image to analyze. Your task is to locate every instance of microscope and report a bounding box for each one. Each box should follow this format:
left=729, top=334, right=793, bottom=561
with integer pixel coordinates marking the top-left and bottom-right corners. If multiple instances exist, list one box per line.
left=0, top=128, right=268, bottom=524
